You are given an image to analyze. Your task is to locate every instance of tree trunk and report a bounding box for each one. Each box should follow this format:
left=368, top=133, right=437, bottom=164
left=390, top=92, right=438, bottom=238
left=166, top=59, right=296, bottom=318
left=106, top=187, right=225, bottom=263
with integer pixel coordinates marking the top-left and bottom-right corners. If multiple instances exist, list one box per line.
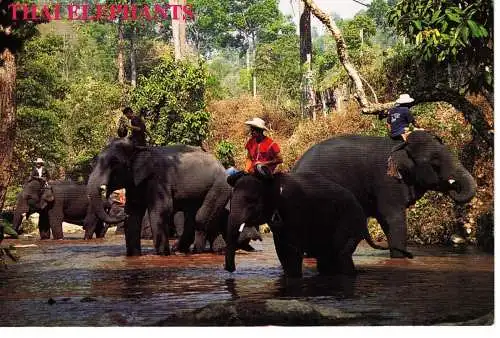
left=117, top=18, right=125, bottom=85
left=170, top=0, right=186, bottom=60
left=302, top=0, right=369, bottom=108
left=299, top=3, right=312, bottom=65
left=130, top=25, right=137, bottom=87
left=251, top=35, right=256, bottom=97
left=0, top=48, right=17, bottom=210
left=300, top=2, right=315, bottom=119
left=178, top=0, right=187, bottom=58
left=246, top=47, right=251, bottom=91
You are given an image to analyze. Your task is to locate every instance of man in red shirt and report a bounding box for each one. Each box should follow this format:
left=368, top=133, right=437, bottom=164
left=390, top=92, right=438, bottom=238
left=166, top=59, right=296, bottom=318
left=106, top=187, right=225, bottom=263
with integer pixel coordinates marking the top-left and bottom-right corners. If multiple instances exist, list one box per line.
left=244, top=117, right=283, bottom=173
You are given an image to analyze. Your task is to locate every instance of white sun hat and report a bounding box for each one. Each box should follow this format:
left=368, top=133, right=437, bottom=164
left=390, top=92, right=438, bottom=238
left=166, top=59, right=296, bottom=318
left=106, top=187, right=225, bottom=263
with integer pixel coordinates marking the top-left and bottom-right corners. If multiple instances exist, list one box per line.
left=34, top=158, right=44, bottom=164
left=244, top=117, right=269, bottom=131
left=395, top=93, right=415, bottom=104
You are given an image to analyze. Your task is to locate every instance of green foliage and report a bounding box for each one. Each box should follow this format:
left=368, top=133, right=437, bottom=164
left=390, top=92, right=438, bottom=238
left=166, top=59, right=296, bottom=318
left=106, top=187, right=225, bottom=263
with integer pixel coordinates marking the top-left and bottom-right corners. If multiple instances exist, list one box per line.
left=61, top=79, right=123, bottom=170
left=215, top=140, right=236, bottom=168
left=3, top=186, right=22, bottom=211
left=388, top=0, right=493, bottom=94
left=12, top=22, right=123, bottom=184
left=255, top=33, right=301, bottom=109
left=132, top=54, right=210, bottom=146
left=71, top=23, right=118, bottom=82
left=206, top=50, right=247, bottom=99
left=367, top=0, right=391, bottom=28
left=188, top=0, right=231, bottom=55
left=338, top=14, right=377, bottom=51
left=13, top=107, right=67, bottom=181
left=16, top=34, right=68, bottom=107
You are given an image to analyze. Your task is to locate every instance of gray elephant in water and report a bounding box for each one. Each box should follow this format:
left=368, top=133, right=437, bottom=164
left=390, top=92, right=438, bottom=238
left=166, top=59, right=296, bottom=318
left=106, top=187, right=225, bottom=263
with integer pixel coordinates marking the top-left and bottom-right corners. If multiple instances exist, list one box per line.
left=13, top=179, right=106, bottom=239
left=225, top=170, right=372, bottom=277
left=292, top=130, right=477, bottom=258
left=87, top=138, right=232, bottom=256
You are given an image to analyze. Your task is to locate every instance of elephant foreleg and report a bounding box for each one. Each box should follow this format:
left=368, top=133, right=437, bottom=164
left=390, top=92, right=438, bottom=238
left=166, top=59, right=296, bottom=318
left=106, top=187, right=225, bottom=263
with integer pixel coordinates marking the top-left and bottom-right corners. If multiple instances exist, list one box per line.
left=193, top=230, right=207, bottom=253
left=48, top=210, right=64, bottom=240
left=176, top=211, right=195, bottom=254
left=95, top=221, right=108, bottom=238
left=148, top=196, right=172, bottom=256
left=38, top=212, right=51, bottom=240
left=272, top=231, right=303, bottom=277
left=124, top=205, right=146, bottom=256
left=376, top=209, right=412, bottom=259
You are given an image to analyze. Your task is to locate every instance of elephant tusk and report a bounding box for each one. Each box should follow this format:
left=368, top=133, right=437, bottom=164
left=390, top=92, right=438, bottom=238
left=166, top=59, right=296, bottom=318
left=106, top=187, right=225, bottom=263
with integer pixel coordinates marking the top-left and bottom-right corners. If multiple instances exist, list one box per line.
left=239, top=223, right=245, bottom=233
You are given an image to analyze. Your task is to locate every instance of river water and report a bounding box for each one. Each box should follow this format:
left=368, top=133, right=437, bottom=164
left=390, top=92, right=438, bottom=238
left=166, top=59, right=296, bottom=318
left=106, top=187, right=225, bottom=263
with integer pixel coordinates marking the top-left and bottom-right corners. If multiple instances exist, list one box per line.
left=0, top=231, right=494, bottom=326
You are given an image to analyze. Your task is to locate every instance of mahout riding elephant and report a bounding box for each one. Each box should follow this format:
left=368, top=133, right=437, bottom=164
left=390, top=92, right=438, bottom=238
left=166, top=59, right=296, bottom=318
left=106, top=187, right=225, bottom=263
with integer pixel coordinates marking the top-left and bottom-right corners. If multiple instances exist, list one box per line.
left=292, top=130, right=477, bottom=258
left=13, top=179, right=107, bottom=239
left=224, top=170, right=371, bottom=277
left=86, top=138, right=232, bottom=256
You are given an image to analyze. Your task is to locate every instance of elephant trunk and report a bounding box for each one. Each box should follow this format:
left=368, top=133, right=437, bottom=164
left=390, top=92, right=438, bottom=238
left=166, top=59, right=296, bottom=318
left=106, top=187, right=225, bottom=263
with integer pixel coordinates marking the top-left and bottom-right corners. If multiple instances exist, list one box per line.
left=87, top=169, right=126, bottom=225
left=224, top=219, right=241, bottom=273
left=447, top=165, right=477, bottom=203
left=13, top=194, right=28, bottom=233
left=12, top=211, right=24, bottom=233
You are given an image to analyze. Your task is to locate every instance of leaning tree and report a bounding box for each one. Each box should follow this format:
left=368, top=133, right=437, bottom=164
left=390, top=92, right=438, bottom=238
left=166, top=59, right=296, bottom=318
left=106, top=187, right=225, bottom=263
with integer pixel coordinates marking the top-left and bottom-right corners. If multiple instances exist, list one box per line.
left=301, top=0, right=493, bottom=148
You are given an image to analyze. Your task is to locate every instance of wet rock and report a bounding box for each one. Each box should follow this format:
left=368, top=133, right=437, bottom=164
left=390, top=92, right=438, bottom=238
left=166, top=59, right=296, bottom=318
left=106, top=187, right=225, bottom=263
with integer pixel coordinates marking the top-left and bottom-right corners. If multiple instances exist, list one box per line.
left=440, top=311, right=494, bottom=326
left=48, top=298, right=56, bottom=305
left=154, top=299, right=360, bottom=326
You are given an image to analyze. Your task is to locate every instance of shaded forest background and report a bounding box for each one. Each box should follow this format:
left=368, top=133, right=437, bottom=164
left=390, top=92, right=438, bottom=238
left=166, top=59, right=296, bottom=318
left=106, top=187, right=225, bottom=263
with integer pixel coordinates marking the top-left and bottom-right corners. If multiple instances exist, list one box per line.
left=0, top=0, right=493, bottom=249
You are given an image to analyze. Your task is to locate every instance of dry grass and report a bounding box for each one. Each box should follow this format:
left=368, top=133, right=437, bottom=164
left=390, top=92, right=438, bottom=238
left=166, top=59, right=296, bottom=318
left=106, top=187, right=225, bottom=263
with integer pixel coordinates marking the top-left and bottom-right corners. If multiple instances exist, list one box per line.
left=207, top=97, right=375, bottom=171
left=206, top=95, right=298, bottom=170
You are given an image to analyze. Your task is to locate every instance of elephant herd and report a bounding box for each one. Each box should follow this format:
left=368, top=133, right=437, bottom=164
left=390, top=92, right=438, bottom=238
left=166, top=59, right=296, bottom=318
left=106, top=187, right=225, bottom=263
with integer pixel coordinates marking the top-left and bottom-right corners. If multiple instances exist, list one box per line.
left=12, top=131, right=476, bottom=278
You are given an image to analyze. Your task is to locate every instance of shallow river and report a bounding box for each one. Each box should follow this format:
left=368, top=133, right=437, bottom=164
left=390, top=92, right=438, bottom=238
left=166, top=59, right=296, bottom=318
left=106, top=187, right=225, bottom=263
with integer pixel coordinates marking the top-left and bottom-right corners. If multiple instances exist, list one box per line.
left=0, top=231, right=494, bottom=326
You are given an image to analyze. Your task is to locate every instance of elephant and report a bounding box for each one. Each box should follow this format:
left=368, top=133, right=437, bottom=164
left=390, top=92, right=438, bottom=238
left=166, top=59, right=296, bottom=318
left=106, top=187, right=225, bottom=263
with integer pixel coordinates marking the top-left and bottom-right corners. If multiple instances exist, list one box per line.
left=292, top=130, right=477, bottom=258
left=13, top=179, right=107, bottom=240
left=86, top=138, right=232, bottom=256
left=224, top=170, right=370, bottom=277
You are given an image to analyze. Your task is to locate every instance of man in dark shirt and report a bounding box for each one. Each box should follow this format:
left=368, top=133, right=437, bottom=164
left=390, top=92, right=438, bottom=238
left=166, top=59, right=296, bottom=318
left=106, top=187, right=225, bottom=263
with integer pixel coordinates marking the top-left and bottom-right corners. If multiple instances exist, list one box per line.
left=387, top=94, right=419, bottom=141
left=123, top=107, right=146, bottom=146
left=29, top=158, right=50, bottom=183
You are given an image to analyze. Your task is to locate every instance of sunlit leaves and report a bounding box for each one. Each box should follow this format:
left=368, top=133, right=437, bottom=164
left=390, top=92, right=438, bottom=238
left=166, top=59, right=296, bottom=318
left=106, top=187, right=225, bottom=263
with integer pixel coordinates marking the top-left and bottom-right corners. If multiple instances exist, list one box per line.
left=131, top=54, right=210, bottom=146
left=388, top=0, right=493, bottom=94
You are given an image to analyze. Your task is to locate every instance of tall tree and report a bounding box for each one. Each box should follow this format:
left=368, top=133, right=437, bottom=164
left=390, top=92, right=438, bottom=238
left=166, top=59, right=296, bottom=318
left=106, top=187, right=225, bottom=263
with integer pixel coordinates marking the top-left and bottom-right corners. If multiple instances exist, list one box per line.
left=187, top=0, right=231, bottom=56
left=0, top=1, right=41, bottom=209
left=117, top=18, right=125, bottom=84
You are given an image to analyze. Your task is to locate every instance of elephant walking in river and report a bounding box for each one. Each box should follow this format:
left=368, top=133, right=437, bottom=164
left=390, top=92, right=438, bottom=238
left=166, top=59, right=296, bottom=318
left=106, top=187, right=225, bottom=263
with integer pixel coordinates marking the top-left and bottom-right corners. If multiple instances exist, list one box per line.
left=292, top=131, right=476, bottom=258
left=13, top=179, right=106, bottom=239
left=87, top=138, right=232, bottom=256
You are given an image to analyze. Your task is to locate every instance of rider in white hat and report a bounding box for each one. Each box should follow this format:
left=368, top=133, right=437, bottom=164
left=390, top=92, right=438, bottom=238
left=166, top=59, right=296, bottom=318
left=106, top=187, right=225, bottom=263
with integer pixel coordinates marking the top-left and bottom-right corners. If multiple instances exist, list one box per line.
left=29, top=158, right=50, bottom=182
left=244, top=117, right=282, bottom=174
left=386, top=94, right=420, bottom=141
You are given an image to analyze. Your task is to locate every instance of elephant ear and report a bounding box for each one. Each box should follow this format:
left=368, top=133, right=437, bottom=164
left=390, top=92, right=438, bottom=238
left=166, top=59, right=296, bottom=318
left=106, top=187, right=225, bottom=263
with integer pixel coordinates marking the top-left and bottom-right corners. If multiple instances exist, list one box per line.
left=387, top=145, right=414, bottom=180
left=132, top=150, right=154, bottom=187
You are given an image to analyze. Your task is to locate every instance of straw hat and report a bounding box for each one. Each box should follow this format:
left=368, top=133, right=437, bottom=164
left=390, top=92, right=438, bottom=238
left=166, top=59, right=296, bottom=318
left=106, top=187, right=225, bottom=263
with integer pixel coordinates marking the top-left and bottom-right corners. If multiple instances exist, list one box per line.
left=395, top=94, right=415, bottom=104
left=244, top=117, right=269, bottom=131
left=34, top=158, right=44, bottom=164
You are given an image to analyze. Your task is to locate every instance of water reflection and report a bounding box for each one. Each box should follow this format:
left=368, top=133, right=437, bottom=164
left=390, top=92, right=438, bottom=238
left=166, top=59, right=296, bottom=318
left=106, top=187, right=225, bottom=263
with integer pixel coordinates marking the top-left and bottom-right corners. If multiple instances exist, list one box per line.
left=0, top=234, right=494, bottom=326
